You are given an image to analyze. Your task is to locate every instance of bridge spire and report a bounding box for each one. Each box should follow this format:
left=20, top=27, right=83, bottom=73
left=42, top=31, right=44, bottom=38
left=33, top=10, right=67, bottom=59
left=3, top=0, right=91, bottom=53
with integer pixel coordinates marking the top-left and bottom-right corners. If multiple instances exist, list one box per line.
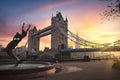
left=56, top=11, right=64, bottom=21
left=65, top=17, right=68, bottom=23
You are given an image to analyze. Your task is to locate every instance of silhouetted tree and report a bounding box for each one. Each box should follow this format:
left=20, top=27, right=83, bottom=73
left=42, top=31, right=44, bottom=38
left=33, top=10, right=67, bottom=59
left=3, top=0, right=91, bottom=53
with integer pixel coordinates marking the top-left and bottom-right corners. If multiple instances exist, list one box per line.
left=100, top=0, right=120, bottom=20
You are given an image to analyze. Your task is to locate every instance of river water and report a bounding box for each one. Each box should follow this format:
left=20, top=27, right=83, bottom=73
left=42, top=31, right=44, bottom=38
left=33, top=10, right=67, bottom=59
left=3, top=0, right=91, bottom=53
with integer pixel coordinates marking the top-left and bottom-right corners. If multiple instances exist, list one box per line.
left=71, top=51, right=120, bottom=59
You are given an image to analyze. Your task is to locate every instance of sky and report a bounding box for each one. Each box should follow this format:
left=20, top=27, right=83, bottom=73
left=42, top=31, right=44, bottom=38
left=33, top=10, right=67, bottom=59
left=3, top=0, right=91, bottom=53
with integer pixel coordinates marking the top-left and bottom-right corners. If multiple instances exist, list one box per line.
left=0, top=0, right=120, bottom=50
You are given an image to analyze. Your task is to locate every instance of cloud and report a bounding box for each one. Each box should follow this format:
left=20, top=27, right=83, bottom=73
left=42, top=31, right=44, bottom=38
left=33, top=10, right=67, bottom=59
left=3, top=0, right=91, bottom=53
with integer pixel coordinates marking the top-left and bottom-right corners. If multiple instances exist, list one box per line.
left=100, top=33, right=120, bottom=39
left=0, top=36, right=13, bottom=47
left=0, top=40, right=7, bottom=42
left=35, top=0, right=78, bottom=12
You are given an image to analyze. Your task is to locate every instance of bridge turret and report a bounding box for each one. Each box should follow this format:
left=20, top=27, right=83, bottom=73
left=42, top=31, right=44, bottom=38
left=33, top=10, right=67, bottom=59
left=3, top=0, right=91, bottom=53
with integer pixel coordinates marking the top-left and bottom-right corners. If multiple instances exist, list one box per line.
left=65, top=17, right=68, bottom=23
left=51, top=12, right=67, bottom=25
left=56, top=12, right=64, bottom=21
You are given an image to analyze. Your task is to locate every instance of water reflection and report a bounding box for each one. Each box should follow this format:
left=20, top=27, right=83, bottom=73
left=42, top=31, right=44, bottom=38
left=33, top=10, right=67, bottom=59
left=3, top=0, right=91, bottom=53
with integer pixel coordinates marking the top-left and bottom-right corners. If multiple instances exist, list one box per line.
left=71, top=51, right=120, bottom=59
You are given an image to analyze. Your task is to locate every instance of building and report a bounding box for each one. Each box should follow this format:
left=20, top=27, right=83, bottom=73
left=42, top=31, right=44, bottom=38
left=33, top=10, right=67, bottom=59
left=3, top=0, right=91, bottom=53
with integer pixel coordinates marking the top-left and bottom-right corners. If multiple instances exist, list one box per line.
left=0, top=45, right=3, bottom=51
left=14, top=46, right=27, bottom=59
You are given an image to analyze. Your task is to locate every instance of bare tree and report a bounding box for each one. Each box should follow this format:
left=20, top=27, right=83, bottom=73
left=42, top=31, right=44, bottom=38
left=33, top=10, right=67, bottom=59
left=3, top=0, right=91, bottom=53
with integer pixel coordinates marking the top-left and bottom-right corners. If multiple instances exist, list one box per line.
left=100, top=0, right=120, bottom=20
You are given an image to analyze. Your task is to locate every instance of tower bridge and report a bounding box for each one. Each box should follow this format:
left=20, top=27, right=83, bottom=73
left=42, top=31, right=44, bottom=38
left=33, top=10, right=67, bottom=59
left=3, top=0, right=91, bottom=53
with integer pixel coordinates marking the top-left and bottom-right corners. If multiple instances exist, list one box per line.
left=28, top=12, right=68, bottom=53
left=28, top=12, right=120, bottom=54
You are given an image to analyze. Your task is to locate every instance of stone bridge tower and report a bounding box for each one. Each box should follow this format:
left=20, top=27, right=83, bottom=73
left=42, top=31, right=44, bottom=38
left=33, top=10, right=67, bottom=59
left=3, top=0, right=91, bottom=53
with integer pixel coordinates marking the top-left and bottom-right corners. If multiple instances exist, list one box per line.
left=51, top=12, right=68, bottom=50
left=28, top=27, right=39, bottom=52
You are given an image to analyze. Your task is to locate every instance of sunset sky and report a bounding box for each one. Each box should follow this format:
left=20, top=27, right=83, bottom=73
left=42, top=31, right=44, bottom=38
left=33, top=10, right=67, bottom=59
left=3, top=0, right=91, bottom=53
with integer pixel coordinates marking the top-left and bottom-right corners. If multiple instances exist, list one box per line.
left=0, top=0, right=120, bottom=50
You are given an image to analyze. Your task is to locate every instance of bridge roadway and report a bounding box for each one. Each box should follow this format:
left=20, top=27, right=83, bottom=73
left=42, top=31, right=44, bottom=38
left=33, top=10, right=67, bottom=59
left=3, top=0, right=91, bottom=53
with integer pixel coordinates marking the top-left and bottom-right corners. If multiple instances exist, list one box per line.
left=61, top=48, right=101, bottom=52
left=60, top=47, right=120, bottom=53
left=31, top=26, right=51, bottom=37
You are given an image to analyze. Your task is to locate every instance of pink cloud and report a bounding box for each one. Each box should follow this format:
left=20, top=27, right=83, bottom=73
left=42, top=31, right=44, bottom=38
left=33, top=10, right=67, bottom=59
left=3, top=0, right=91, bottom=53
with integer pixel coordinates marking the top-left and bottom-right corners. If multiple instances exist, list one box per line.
left=0, top=40, right=8, bottom=42
left=36, top=0, right=79, bottom=12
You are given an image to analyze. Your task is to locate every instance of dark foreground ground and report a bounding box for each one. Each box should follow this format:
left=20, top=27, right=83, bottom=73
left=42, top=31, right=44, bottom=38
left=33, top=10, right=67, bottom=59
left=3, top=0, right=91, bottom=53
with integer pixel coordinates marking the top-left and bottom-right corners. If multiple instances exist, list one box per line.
left=31, top=60, right=120, bottom=80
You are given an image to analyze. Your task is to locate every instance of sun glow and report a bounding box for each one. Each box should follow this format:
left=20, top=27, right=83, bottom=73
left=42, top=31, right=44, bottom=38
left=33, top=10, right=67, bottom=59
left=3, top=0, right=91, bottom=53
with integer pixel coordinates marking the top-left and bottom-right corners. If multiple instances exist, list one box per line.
left=0, top=0, right=120, bottom=51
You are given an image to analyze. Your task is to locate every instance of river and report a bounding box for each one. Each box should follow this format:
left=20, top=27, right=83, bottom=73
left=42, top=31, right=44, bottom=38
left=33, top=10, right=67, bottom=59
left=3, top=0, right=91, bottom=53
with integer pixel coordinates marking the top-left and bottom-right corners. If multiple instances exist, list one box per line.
left=71, top=51, right=120, bottom=59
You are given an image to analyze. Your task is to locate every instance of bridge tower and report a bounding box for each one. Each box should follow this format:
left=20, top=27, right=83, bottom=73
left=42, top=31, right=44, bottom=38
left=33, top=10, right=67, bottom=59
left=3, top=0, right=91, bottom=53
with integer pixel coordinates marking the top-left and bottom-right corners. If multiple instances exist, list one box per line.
left=28, top=27, right=39, bottom=52
left=51, top=12, right=68, bottom=50
left=75, top=32, right=80, bottom=48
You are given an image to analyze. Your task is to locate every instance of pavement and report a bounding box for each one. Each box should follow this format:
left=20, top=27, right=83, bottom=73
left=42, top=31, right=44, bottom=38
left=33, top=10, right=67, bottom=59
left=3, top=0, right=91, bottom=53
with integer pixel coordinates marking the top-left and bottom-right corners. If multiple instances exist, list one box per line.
left=30, top=60, right=120, bottom=80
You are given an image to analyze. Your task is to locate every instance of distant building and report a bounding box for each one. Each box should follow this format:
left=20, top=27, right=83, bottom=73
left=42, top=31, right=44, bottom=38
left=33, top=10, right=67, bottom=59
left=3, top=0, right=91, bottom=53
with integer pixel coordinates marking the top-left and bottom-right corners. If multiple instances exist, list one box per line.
left=0, top=45, right=2, bottom=51
left=68, top=46, right=73, bottom=49
left=14, top=46, right=27, bottom=59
